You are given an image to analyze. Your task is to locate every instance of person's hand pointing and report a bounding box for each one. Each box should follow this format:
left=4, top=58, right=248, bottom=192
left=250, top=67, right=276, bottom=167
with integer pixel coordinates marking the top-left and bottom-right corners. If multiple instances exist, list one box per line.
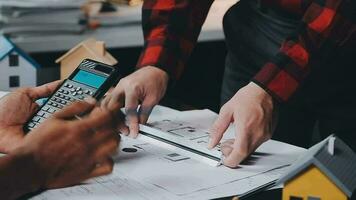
left=102, top=66, right=169, bottom=138
left=208, top=82, right=277, bottom=168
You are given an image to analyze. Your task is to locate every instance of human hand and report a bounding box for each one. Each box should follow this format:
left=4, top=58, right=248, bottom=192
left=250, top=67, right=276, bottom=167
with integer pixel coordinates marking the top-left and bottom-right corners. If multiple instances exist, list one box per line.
left=0, top=81, right=61, bottom=153
left=12, top=100, right=122, bottom=189
left=208, top=82, right=277, bottom=168
left=102, top=66, right=169, bottom=138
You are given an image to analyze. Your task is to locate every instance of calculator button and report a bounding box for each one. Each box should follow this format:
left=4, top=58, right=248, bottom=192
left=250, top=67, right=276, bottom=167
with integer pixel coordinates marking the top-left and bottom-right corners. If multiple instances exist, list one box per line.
left=28, top=122, right=35, bottom=128
left=64, top=96, right=70, bottom=100
left=70, top=88, right=75, bottom=92
left=59, top=89, right=64, bottom=93
left=52, top=103, right=58, bottom=107
left=72, top=92, right=77, bottom=96
left=33, top=116, right=41, bottom=122
left=78, top=96, right=84, bottom=100
left=42, top=106, right=50, bottom=111
left=48, top=101, right=53, bottom=105
left=48, top=108, right=56, bottom=113
left=38, top=118, right=46, bottom=123
left=55, top=99, right=61, bottom=103
left=55, top=93, right=60, bottom=97
left=76, top=87, right=81, bottom=91
left=84, top=90, right=90, bottom=94
left=59, top=94, right=64, bottom=98
left=64, top=91, right=69, bottom=95
left=61, top=100, right=66, bottom=104
left=37, top=111, right=45, bottom=117
left=68, top=84, right=73, bottom=88
left=43, top=112, right=51, bottom=118
left=77, top=91, right=83, bottom=95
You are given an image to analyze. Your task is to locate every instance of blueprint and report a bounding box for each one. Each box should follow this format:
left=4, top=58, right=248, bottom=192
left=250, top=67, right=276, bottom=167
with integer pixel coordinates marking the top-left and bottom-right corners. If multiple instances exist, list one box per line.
left=30, top=106, right=306, bottom=200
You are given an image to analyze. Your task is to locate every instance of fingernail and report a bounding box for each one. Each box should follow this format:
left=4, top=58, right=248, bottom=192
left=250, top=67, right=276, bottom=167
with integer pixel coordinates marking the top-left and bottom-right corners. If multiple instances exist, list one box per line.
left=84, top=97, right=96, bottom=105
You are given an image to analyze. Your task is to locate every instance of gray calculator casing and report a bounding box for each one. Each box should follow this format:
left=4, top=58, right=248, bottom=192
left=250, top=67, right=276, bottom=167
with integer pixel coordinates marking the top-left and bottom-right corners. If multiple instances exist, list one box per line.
left=24, top=59, right=119, bottom=132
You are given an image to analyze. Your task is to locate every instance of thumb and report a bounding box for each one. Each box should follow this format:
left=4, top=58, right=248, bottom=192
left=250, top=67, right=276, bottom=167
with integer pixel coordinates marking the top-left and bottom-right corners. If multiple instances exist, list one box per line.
left=223, top=124, right=251, bottom=168
left=29, top=80, right=62, bottom=100
left=208, top=108, right=232, bottom=149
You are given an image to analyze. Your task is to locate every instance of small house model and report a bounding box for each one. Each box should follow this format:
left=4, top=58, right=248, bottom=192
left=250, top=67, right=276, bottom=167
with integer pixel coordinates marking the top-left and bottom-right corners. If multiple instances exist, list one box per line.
left=56, top=38, right=118, bottom=79
left=0, top=35, right=40, bottom=91
left=278, top=135, right=356, bottom=200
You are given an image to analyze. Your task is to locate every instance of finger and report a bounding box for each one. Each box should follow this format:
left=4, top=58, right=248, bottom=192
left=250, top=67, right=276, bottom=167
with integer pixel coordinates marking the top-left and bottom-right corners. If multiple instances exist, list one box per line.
left=93, top=132, right=121, bottom=159
left=220, top=139, right=234, bottom=156
left=208, top=108, right=233, bottom=149
left=116, top=111, right=129, bottom=135
left=53, top=101, right=95, bottom=119
left=89, top=158, right=114, bottom=178
left=138, top=102, right=154, bottom=124
left=103, top=106, right=129, bottom=135
left=125, top=92, right=139, bottom=138
left=223, top=126, right=251, bottom=168
left=220, top=144, right=234, bottom=156
left=77, top=108, right=117, bottom=132
left=29, top=80, right=62, bottom=100
left=117, top=122, right=129, bottom=135
left=100, top=94, right=110, bottom=109
left=223, top=139, right=235, bottom=145
left=107, top=86, right=125, bottom=111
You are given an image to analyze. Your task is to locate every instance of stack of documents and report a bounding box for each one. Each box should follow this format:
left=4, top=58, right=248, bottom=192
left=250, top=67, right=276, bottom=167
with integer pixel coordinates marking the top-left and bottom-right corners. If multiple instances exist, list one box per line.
left=0, top=0, right=88, bottom=36
left=28, top=105, right=306, bottom=200
left=85, top=2, right=141, bottom=28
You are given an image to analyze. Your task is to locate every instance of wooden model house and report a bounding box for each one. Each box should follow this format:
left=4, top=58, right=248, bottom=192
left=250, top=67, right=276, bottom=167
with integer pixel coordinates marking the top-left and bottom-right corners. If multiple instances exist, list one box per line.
left=278, top=135, right=356, bottom=200
left=56, top=38, right=118, bottom=79
left=0, top=35, right=40, bottom=91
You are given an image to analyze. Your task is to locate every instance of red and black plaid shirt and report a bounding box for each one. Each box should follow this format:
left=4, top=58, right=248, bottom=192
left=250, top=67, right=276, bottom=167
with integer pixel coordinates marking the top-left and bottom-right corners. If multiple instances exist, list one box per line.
left=137, top=0, right=356, bottom=102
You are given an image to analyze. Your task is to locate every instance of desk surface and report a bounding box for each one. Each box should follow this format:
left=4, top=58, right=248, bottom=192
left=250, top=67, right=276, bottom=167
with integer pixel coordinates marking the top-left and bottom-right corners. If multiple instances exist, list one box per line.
left=13, top=0, right=238, bottom=53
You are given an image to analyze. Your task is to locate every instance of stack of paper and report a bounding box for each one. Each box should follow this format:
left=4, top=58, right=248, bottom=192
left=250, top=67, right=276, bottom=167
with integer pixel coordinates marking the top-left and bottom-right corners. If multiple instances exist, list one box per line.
left=0, top=0, right=88, bottom=36
left=0, top=91, right=303, bottom=199
left=29, top=105, right=306, bottom=200
left=84, top=1, right=141, bottom=28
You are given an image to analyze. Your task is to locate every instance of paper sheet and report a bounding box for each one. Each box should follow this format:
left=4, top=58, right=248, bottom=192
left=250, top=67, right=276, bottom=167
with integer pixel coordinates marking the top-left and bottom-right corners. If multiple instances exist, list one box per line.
left=31, top=131, right=304, bottom=199
left=183, top=166, right=288, bottom=200
left=13, top=104, right=304, bottom=199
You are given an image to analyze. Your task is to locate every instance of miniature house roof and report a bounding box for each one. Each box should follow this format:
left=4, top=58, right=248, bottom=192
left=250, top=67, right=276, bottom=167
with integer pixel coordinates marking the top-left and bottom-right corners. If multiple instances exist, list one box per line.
left=0, top=35, right=41, bottom=68
left=55, top=38, right=118, bottom=65
left=277, top=135, right=356, bottom=197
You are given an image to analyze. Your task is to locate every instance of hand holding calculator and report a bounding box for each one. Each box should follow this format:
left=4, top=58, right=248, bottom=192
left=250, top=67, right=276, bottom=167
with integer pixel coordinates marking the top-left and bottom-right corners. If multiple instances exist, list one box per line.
left=25, top=59, right=119, bottom=132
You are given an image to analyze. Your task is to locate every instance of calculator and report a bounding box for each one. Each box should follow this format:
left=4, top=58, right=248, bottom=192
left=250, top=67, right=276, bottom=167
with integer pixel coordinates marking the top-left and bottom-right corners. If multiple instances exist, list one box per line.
left=25, top=59, right=119, bottom=132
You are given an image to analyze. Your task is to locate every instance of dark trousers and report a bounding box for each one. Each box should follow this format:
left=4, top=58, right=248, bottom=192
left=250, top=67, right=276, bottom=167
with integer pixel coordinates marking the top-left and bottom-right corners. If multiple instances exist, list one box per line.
left=221, top=0, right=356, bottom=151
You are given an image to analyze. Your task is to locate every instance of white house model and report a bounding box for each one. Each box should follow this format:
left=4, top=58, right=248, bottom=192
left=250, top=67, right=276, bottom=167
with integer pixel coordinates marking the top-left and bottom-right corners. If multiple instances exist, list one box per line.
left=0, top=35, right=40, bottom=91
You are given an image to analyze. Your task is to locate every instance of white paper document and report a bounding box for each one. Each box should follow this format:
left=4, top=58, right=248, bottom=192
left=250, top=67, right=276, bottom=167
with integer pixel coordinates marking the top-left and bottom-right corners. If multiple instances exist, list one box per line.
left=30, top=105, right=305, bottom=200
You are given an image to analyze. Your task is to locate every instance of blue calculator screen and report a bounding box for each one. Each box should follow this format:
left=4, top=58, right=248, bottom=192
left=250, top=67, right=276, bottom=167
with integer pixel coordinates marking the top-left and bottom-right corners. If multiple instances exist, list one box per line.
left=72, top=70, right=107, bottom=88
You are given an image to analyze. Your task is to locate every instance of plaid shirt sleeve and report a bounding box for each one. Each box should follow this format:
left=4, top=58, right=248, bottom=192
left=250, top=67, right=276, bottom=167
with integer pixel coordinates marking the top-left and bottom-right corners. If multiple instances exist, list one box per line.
left=136, top=0, right=214, bottom=80
left=252, top=0, right=356, bottom=102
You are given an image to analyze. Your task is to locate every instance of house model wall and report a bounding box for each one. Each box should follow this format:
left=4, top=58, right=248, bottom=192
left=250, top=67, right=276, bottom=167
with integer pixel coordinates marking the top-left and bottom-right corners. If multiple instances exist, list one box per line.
left=56, top=38, right=118, bottom=79
left=0, top=35, right=39, bottom=91
left=278, top=135, right=356, bottom=200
